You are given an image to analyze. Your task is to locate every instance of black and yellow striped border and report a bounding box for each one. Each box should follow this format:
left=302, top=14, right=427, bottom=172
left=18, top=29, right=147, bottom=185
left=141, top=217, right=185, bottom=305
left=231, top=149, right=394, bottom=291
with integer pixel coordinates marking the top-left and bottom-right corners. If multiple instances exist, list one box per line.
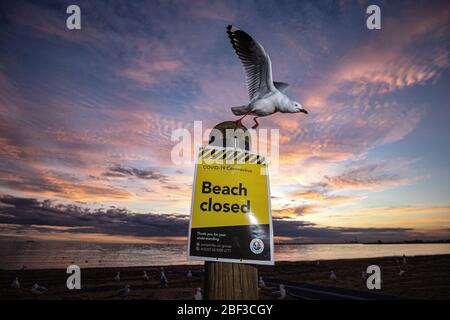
left=198, top=147, right=266, bottom=165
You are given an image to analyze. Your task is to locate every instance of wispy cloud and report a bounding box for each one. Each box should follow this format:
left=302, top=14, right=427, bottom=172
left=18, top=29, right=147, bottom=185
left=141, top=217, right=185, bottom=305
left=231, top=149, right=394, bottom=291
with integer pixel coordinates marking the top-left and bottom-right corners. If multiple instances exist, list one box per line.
left=121, top=60, right=184, bottom=86
left=320, top=161, right=413, bottom=191
left=103, top=165, right=168, bottom=181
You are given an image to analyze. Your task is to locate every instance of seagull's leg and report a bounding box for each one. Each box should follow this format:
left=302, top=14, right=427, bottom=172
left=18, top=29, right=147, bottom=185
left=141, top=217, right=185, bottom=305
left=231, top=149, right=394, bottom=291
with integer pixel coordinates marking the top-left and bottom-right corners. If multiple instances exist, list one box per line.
left=235, top=111, right=251, bottom=126
left=251, top=117, right=259, bottom=129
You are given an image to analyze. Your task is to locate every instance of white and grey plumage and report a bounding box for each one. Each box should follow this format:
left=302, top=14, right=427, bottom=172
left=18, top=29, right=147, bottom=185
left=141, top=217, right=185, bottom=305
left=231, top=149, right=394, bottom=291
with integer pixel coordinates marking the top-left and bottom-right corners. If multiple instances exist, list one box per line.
left=330, top=270, right=337, bottom=281
left=271, top=284, right=286, bottom=300
left=116, top=285, right=130, bottom=298
left=160, top=268, right=169, bottom=287
left=11, top=277, right=20, bottom=289
left=226, top=25, right=307, bottom=128
left=258, top=276, right=266, bottom=289
left=193, top=287, right=203, bottom=300
left=31, top=283, right=47, bottom=294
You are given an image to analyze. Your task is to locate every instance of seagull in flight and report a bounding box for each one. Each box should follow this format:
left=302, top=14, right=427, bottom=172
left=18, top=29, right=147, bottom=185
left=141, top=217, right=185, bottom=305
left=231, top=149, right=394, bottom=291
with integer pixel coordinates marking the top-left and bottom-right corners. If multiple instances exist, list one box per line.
left=226, top=25, right=308, bottom=129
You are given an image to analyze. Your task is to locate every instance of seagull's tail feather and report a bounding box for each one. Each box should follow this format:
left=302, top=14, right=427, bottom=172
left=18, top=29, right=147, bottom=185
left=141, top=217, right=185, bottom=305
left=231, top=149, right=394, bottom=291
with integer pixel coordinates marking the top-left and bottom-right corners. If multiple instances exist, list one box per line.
left=231, top=105, right=250, bottom=116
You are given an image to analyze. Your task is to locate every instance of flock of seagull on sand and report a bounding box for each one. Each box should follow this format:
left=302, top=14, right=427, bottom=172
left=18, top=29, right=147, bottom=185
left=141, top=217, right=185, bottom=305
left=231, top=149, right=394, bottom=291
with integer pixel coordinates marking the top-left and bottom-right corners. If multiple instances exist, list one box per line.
left=10, top=277, right=48, bottom=294
left=327, top=254, right=409, bottom=284
left=328, top=254, right=408, bottom=284
left=259, top=254, right=410, bottom=300
left=258, top=276, right=286, bottom=299
left=9, top=255, right=409, bottom=299
left=110, top=267, right=186, bottom=298
left=9, top=267, right=197, bottom=299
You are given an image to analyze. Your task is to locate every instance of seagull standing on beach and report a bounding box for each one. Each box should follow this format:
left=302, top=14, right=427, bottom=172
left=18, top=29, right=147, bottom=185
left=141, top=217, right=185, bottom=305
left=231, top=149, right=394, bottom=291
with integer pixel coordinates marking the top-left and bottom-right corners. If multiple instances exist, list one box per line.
left=160, top=268, right=169, bottom=287
left=330, top=270, right=337, bottom=282
left=226, top=25, right=308, bottom=129
left=31, top=284, right=47, bottom=294
left=11, top=277, right=20, bottom=289
left=114, top=272, right=120, bottom=282
left=194, top=288, right=203, bottom=300
left=258, top=276, right=266, bottom=289
left=142, top=270, right=149, bottom=282
left=272, top=284, right=286, bottom=300
left=361, top=270, right=367, bottom=282
left=115, top=285, right=130, bottom=298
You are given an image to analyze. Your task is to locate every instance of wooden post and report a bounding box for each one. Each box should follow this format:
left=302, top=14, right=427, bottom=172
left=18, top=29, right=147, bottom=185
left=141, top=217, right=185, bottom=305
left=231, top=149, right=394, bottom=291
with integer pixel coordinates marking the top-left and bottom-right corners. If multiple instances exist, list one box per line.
left=204, top=121, right=258, bottom=300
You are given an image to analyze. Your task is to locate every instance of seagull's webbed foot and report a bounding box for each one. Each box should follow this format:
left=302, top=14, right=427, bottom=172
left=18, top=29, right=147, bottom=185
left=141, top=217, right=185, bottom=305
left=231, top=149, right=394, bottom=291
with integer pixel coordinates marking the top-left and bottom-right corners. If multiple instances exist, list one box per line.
left=235, top=111, right=252, bottom=127
left=251, top=117, right=259, bottom=129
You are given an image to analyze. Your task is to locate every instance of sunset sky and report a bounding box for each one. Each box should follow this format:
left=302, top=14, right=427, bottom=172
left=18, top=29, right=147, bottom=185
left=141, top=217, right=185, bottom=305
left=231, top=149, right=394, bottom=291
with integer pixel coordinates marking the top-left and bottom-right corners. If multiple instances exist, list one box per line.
left=0, top=0, right=449, bottom=243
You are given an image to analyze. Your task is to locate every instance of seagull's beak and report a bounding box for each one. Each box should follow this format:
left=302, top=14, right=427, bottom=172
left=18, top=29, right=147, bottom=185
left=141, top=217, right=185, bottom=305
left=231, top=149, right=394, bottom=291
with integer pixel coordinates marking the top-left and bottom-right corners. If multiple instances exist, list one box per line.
left=300, top=109, right=308, bottom=114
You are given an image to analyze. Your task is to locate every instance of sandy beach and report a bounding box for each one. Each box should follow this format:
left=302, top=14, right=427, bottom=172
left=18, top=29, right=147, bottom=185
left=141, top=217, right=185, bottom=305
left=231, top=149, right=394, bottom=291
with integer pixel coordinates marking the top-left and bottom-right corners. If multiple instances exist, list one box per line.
left=1, top=254, right=449, bottom=300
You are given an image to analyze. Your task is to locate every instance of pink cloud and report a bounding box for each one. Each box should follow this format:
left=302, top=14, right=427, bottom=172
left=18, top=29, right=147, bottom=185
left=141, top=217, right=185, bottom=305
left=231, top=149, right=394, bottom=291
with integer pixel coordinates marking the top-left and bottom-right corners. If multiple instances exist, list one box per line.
left=121, top=60, right=184, bottom=86
left=304, top=1, right=449, bottom=111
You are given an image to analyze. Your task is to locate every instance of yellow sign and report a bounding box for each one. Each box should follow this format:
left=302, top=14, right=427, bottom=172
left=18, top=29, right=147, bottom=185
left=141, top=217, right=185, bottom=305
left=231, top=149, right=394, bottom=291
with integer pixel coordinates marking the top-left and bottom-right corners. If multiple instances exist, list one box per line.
left=188, top=145, right=274, bottom=265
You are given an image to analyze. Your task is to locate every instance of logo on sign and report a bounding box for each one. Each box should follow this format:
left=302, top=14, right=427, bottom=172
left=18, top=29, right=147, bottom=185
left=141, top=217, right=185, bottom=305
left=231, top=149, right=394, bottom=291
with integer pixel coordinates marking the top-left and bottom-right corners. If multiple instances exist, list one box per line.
left=250, top=238, right=264, bottom=254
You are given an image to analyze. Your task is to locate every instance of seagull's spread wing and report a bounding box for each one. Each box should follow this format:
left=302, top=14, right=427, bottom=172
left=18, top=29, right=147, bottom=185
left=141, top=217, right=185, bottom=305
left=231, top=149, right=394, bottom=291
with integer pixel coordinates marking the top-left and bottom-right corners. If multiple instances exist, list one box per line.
left=273, top=81, right=289, bottom=92
left=227, top=25, right=275, bottom=100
